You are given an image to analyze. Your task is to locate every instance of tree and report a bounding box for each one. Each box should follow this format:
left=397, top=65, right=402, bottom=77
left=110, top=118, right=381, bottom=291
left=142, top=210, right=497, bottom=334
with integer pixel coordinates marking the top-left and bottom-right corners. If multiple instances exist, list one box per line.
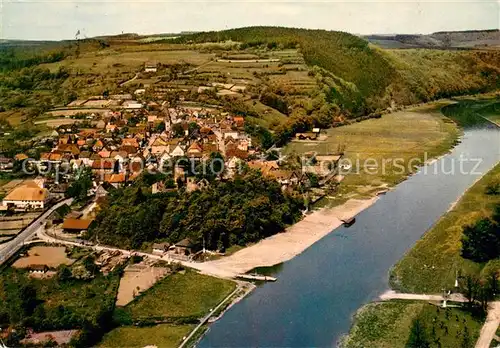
left=406, top=319, right=430, bottom=348
left=459, top=273, right=481, bottom=308
left=461, top=325, right=471, bottom=348
left=485, top=180, right=500, bottom=195
left=188, top=122, right=200, bottom=135
left=172, top=123, right=185, bottom=138
left=461, top=218, right=500, bottom=262
left=5, top=282, right=38, bottom=324
left=266, top=150, right=280, bottom=161
left=66, top=167, right=93, bottom=201
left=155, top=122, right=166, bottom=133
left=492, top=204, right=500, bottom=225
left=57, top=265, right=73, bottom=282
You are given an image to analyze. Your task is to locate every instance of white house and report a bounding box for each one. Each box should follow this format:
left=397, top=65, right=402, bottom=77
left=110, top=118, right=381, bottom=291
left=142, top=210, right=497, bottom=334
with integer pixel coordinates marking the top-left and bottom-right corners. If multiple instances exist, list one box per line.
left=2, top=180, right=49, bottom=210
left=144, top=63, right=158, bottom=73
left=122, top=101, right=143, bottom=110
left=170, top=145, right=185, bottom=157
left=158, top=152, right=172, bottom=169
left=223, top=130, right=239, bottom=140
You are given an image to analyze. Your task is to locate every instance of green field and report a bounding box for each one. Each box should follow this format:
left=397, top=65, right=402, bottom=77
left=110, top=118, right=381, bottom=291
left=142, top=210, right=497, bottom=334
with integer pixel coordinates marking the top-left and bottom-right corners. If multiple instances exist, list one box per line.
left=391, top=163, right=500, bottom=293
left=285, top=103, right=460, bottom=204
left=342, top=301, right=483, bottom=348
left=125, top=270, right=236, bottom=320
left=99, top=324, right=194, bottom=348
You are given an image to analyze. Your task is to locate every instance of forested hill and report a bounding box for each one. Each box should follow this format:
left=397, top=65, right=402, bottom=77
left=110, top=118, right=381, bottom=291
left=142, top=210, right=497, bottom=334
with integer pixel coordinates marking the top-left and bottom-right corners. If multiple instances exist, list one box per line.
left=175, top=27, right=394, bottom=100
left=176, top=26, right=500, bottom=113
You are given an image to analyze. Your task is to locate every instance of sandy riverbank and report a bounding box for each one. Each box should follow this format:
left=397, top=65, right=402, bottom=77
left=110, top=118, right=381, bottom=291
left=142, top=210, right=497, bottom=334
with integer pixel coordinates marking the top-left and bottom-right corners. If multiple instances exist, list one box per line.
left=201, top=197, right=378, bottom=275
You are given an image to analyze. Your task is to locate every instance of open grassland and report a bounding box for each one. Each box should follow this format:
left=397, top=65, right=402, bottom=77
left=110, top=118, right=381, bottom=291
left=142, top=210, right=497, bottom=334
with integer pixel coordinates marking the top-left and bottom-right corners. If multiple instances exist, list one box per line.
left=36, top=47, right=215, bottom=98
left=40, top=48, right=214, bottom=73
left=125, top=270, right=236, bottom=319
left=99, top=324, right=194, bottom=348
left=342, top=301, right=483, bottom=348
left=285, top=103, right=460, bottom=203
left=391, top=163, right=500, bottom=293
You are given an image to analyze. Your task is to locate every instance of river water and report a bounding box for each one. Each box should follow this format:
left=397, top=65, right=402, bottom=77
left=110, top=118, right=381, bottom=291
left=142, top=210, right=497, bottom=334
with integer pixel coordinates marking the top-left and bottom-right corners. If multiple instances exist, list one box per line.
left=199, top=122, right=500, bottom=347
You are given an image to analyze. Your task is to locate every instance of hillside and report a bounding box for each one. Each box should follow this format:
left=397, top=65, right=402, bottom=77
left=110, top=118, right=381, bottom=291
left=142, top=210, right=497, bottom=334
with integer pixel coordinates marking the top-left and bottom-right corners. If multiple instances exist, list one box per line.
left=1, top=27, right=500, bottom=149
left=176, top=27, right=500, bottom=109
left=364, top=29, right=500, bottom=49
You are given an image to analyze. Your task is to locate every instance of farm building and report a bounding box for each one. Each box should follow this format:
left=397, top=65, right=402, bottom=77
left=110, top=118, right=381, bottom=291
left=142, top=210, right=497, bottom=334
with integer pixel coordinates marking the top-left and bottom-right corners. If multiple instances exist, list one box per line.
left=62, top=218, right=94, bottom=234
left=295, top=132, right=318, bottom=140
left=2, top=180, right=49, bottom=210
left=122, top=100, right=143, bottom=109
left=171, top=238, right=198, bottom=256
left=28, top=264, right=49, bottom=274
left=144, top=62, right=158, bottom=73
left=152, top=242, right=170, bottom=254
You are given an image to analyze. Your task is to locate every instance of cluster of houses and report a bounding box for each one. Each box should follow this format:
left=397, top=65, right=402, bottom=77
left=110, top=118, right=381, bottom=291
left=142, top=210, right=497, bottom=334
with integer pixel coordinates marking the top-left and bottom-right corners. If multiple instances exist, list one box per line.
left=1, top=60, right=344, bottom=216
left=1, top=102, right=343, bottom=211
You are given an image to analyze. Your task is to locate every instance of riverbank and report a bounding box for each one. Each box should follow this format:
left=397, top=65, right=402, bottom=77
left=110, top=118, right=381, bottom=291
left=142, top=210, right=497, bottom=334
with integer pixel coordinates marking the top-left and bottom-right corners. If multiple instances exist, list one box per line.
left=390, top=159, right=500, bottom=294
left=198, top=97, right=500, bottom=347
left=342, top=150, right=500, bottom=346
left=202, top=197, right=377, bottom=275
left=341, top=300, right=483, bottom=348
left=285, top=102, right=461, bottom=207
left=200, top=103, right=461, bottom=276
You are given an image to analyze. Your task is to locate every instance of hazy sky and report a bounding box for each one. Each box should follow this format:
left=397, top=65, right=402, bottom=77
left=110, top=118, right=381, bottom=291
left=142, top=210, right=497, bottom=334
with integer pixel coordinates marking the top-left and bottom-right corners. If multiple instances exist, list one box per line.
left=2, top=0, right=499, bottom=40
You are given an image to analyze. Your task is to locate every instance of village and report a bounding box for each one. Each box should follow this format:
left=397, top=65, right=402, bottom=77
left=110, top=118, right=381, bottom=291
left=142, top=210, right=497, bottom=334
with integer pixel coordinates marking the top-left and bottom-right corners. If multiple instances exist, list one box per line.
left=0, top=54, right=357, bottom=347
left=0, top=61, right=345, bottom=254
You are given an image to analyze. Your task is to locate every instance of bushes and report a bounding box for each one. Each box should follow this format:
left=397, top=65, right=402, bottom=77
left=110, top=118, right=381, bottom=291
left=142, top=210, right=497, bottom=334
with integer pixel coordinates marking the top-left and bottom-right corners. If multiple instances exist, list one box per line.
left=461, top=218, right=500, bottom=262
left=461, top=204, right=500, bottom=263
left=486, top=180, right=500, bottom=195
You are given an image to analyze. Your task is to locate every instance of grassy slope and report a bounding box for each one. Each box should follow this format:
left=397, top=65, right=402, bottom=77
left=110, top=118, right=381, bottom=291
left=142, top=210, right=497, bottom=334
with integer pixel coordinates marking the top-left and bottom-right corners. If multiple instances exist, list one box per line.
left=390, top=163, right=500, bottom=293
left=125, top=270, right=236, bottom=319
left=342, top=301, right=483, bottom=348
left=285, top=103, right=460, bottom=203
left=99, top=324, right=194, bottom=348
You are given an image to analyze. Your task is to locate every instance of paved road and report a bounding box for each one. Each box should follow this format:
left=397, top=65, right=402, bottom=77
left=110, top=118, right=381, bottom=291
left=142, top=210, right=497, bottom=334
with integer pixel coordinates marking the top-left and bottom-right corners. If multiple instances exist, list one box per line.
left=0, top=198, right=73, bottom=266
left=379, top=290, right=468, bottom=303
left=37, top=227, right=238, bottom=279
left=475, top=301, right=500, bottom=348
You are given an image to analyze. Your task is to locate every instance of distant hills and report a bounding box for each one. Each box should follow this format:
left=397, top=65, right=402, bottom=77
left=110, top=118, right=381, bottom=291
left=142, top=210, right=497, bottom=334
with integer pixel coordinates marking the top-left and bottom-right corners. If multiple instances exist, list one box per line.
left=2, top=28, right=498, bottom=50
left=364, top=29, right=500, bottom=49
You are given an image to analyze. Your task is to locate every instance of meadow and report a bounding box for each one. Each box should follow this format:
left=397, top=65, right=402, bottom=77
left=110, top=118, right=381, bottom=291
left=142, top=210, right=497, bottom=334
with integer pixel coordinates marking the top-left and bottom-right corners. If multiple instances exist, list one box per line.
left=342, top=300, right=483, bottom=348
left=99, top=324, right=194, bottom=348
left=285, top=103, right=460, bottom=204
left=124, top=269, right=236, bottom=320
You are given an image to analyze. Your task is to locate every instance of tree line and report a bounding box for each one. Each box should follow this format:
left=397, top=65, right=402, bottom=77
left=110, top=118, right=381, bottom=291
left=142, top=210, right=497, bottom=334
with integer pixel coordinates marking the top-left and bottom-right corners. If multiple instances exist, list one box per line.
left=87, top=169, right=304, bottom=250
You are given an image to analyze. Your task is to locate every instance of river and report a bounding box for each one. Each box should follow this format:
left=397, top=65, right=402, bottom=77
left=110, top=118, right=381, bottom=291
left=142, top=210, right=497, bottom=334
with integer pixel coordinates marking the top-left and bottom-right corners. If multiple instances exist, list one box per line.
left=199, top=120, right=500, bottom=347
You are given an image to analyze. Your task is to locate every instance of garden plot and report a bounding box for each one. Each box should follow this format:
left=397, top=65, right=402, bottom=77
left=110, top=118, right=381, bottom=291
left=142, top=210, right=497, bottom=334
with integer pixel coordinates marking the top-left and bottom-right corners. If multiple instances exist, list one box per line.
left=116, top=262, right=170, bottom=306
left=13, top=246, right=74, bottom=268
